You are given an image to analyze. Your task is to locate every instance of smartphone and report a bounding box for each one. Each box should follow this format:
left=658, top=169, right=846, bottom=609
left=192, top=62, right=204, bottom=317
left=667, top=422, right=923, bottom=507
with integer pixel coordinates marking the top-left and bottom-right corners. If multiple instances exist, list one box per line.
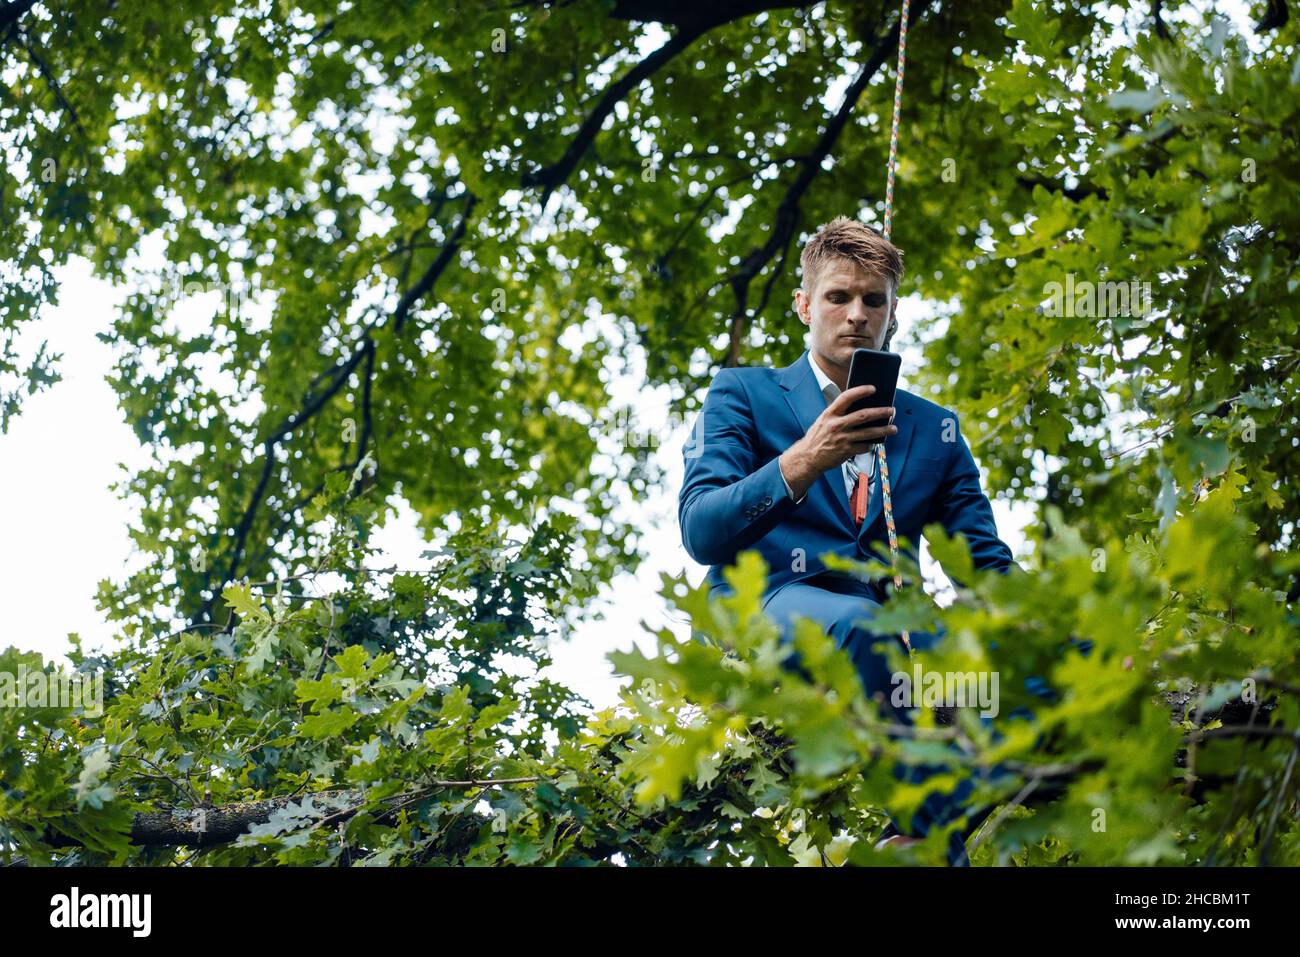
left=845, top=348, right=901, bottom=417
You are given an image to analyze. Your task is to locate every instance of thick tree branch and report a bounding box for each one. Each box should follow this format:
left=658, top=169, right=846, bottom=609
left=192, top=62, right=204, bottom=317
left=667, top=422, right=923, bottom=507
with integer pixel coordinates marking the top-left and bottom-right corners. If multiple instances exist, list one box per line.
left=521, top=24, right=708, bottom=206
left=26, top=777, right=541, bottom=854
left=1151, top=0, right=1171, bottom=41
left=519, top=1, right=827, bottom=207
left=606, top=0, right=811, bottom=26
left=510, top=0, right=814, bottom=27
left=1255, top=0, right=1288, bottom=32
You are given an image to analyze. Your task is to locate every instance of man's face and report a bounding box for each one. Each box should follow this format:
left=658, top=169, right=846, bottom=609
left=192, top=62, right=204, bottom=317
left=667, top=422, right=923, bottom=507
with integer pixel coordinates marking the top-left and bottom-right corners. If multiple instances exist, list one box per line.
left=795, top=258, right=897, bottom=377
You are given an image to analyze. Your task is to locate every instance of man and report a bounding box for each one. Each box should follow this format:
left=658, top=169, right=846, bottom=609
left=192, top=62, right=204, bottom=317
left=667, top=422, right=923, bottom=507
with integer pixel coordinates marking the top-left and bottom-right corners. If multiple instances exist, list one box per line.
left=678, top=215, right=1017, bottom=864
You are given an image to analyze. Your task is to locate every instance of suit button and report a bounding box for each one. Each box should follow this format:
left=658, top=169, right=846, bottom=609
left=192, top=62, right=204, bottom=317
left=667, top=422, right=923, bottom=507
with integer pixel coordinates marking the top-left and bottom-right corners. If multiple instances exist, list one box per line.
left=763, top=496, right=772, bottom=506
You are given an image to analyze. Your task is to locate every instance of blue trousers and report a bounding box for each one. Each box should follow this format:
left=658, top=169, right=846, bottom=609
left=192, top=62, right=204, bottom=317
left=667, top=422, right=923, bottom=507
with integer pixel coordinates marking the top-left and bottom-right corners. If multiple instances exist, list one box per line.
left=762, top=573, right=1010, bottom=866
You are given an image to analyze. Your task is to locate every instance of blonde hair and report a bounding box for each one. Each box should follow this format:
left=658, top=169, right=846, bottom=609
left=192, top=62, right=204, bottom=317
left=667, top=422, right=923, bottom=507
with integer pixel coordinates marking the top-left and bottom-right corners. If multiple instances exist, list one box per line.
left=799, top=215, right=904, bottom=299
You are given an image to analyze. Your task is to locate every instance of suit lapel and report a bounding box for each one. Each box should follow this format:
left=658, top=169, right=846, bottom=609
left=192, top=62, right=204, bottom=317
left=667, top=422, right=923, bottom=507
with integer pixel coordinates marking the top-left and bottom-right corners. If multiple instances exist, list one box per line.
left=778, top=352, right=855, bottom=534
left=860, top=393, right=916, bottom=542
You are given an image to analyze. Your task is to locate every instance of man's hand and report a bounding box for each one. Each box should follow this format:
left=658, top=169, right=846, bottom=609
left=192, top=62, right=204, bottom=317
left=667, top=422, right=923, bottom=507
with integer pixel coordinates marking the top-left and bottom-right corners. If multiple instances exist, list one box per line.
left=779, top=385, right=896, bottom=501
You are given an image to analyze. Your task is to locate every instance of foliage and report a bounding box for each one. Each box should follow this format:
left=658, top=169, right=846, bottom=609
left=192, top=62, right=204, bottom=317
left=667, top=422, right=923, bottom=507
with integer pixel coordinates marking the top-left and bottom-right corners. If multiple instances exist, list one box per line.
left=1, top=0, right=1298, bottom=865
left=4, top=461, right=1299, bottom=866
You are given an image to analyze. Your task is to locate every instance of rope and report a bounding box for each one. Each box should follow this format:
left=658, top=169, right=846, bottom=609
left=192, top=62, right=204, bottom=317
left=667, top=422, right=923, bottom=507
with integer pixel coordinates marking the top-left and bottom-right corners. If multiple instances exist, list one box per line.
left=881, top=0, right=910, bottom=242
left=877, top=0, right=912, bottom=652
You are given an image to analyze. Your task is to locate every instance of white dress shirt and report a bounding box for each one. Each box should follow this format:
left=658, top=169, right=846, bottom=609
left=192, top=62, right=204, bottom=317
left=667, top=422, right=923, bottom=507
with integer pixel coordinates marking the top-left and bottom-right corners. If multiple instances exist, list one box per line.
left=779, top=352, right=878, bottom=506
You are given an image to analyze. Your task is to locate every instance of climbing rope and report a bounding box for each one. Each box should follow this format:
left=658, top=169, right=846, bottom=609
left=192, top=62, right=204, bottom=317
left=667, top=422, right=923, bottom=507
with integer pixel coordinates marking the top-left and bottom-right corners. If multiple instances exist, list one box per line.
left=881, top=0, right=910, bottom=243
left=877, top=0, right=912, bottom=653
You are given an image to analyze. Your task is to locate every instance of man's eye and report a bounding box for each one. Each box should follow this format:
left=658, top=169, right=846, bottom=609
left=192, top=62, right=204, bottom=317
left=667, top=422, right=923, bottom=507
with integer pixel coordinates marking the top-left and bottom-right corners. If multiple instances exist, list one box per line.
left=865, top=296, right=886, bottom=307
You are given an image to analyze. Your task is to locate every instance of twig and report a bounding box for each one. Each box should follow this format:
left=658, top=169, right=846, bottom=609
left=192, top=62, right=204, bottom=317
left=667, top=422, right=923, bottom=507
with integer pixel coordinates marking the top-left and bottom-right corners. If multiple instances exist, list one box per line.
left=967, top=777, right=1040, bottom=853
left=1259, top=741, right=1299, bottom=865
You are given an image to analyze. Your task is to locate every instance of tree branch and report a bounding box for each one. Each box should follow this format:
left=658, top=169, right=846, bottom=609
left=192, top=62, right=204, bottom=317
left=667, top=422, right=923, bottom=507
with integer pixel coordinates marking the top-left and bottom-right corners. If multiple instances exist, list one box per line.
left=1255, top=0, right=1288, bottom=32
left=1016, top=173, right=1109, bottom=202
left=521, top=24, right=709, bottom=206
left=210, top=335, right=374, bottom=617
left=15, top=26, right=91, bottom=159
left=27, top=777, right=541, bottom=854
left=393, top=191, right=476, bottom=334
left=0, top=0, right=37, bottom=42
left=1151, top=0, right=1171, bottom=41
left=201, top=191, right=477, bottom=621
left=605, top=0, right=812, bottom=26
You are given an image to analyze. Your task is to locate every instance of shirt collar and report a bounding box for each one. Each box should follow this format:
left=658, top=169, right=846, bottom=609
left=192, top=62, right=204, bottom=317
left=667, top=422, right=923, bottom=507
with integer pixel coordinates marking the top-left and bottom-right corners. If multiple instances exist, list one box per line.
left=806, top=351, right=838, bottom=399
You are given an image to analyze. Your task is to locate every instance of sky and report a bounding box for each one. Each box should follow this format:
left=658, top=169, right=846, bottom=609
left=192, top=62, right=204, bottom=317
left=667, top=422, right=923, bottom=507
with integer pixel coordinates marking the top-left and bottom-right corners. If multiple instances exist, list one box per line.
left=0, top=255, right=1036, bottom=714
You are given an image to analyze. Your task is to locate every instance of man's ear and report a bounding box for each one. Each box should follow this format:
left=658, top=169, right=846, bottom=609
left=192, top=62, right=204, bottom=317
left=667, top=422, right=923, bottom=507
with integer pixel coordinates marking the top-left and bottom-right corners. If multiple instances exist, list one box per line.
left=794, top=288, right=810, bottom=325
left=883, top=291, right=899, bottom=349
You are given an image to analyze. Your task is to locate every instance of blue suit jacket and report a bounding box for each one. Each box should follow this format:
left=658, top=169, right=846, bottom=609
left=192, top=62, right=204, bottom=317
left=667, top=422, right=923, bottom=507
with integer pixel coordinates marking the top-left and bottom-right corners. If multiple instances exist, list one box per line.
left=679, top=351, right=1015, bottom=608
